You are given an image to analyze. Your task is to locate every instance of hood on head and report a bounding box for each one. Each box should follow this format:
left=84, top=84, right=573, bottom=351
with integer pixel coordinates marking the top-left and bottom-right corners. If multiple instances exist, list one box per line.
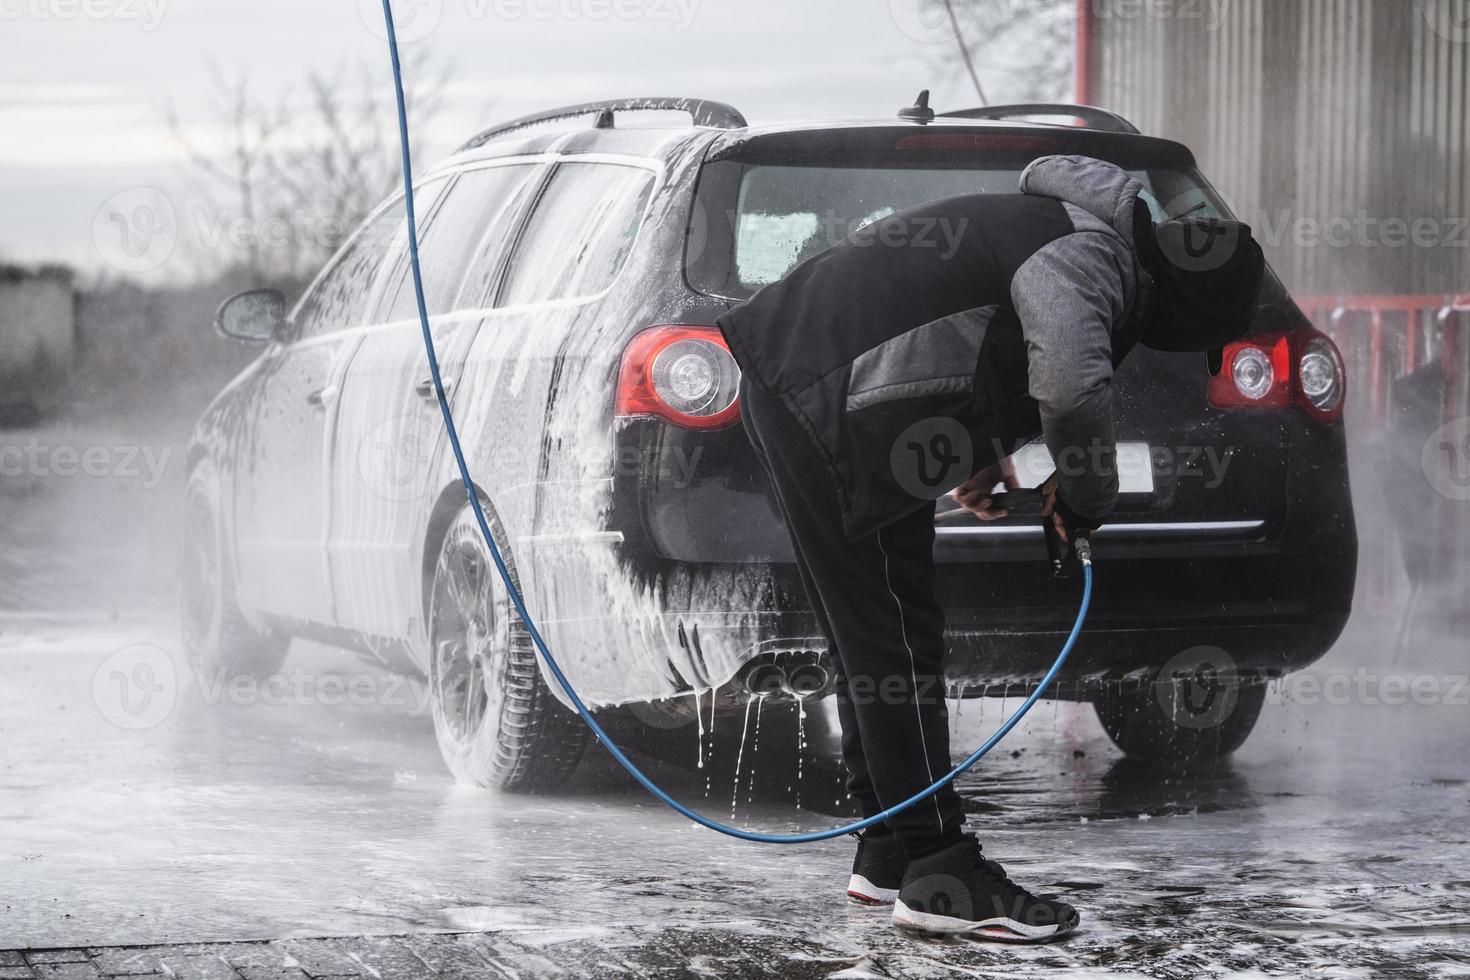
left=1019, top=154, right=1147, bottom=242
left=1021, top=154, right=1267, bottom=358
left=1142, top=216, right=1266, bottom=354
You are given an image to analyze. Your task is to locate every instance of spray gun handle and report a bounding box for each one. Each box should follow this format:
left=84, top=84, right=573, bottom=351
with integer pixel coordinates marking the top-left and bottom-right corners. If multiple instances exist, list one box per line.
left=1043, top=519, right=1093, bottom=579
left=1034, top=469, right=1095, bottom=577
left=1036, top=470, right=1068, bottom=577
left=1043, top=511, right=1065, bottom=575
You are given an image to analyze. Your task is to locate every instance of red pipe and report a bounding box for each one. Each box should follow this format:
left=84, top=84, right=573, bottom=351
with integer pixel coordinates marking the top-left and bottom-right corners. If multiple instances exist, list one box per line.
left=1076, top=0, right=1096, bottom=104
left=1296, top=293, right=1470, bottom=314
left=1405, top=310, right=1418, bottom=373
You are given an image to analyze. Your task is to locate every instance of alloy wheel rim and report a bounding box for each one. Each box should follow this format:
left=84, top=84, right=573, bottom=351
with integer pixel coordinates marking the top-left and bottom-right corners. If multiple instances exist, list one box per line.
left=432, top=526, right=511, bottom=748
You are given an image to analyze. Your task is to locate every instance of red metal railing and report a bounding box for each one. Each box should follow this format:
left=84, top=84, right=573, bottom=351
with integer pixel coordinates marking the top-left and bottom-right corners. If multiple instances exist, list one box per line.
left=1295, top=294, right=1470, bottom=611
left=1075, top=0, right=1097, bottom=105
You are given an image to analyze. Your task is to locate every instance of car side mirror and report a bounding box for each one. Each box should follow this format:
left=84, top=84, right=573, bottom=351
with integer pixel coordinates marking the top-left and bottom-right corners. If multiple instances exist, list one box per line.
left=215, top=289, right=286, bottom=343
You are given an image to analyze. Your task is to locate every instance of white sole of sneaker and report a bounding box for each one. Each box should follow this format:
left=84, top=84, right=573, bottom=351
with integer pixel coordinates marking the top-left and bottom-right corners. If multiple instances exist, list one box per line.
left=846, top=873, right=900, bottom=906
left=892, top=900, right=1078, bottom=942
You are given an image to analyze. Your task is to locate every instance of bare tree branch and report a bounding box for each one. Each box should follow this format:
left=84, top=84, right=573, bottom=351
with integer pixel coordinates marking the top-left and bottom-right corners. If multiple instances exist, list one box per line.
left=925, top=0, right=1075, bottom=106
left=943, top=0, right=989, bottom=105
left=168, top=54, right=456, bottom=282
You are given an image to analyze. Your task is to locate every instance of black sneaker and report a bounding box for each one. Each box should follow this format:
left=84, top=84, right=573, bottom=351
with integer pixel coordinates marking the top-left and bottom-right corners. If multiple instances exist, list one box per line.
left=892, top=838, right=1080, bottom=941
left=846, top=831, right=907, bottom=906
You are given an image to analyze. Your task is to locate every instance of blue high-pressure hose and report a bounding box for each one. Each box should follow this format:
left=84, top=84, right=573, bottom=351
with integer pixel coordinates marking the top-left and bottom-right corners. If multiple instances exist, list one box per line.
left=377, top=0, right=1093, bottom=844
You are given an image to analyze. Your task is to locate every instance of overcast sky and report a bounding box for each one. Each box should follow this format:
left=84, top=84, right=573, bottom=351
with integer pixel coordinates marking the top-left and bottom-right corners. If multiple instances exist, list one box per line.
left=1, top=0, right=1074, bottom=276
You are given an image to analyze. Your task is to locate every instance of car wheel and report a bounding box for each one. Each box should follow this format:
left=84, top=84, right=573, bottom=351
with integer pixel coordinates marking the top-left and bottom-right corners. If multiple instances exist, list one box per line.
left=427, top=500, right=588, bottom=791
left=180, top=464, right=290, bottom=680
left=1093, top=661, right=1266, bottom=765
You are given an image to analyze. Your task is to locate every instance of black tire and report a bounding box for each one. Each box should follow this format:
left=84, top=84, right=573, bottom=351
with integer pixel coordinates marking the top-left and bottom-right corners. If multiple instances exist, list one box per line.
left=426, top=500, right=588, bottom=791
left=1093, top=649, right=1266, bottom=764
left=180, top=463, right=290, bottom=680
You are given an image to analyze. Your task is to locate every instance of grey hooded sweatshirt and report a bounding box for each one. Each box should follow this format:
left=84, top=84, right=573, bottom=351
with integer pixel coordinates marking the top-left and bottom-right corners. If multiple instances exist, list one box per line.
left=717, top=154, right=1155, bottom=538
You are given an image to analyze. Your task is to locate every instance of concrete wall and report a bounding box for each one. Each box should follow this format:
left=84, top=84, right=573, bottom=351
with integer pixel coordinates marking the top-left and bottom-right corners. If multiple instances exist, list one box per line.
left=1, top=275, right=76, bottom=413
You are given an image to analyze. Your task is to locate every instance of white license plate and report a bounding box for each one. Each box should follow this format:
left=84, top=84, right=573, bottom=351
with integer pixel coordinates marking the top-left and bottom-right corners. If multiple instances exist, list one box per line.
left=1009, top=442, right=1156, bottom=495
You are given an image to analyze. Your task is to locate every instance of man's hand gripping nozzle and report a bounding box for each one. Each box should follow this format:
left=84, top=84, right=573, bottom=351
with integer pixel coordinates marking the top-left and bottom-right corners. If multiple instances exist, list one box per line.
left=1038, top=472, right=1094, bottom=578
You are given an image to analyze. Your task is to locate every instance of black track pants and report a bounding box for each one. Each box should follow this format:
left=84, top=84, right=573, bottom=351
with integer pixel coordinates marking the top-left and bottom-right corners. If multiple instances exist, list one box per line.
left=740, top=379, right=967, bottom=856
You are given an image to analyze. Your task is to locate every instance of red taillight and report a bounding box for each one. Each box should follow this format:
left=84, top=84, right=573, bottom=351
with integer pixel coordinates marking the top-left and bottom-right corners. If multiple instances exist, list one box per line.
left=1294, top=330, right=1347, bottom=422
left=1207, top=329, right=1346, bottom=423
left=616, top=325, right=742, bottom=430
left=1209, top=332, right=1292, bottom=409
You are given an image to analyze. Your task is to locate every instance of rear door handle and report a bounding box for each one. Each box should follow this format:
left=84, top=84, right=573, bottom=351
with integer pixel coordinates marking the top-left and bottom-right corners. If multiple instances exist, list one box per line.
left=306, top=385, right=338, bottom=409
left=415, top=377, right=454, bottom=401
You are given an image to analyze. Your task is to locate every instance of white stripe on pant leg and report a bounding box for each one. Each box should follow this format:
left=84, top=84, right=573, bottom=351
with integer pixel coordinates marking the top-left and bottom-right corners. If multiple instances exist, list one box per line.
left=876, top=526, right=945, bottom=833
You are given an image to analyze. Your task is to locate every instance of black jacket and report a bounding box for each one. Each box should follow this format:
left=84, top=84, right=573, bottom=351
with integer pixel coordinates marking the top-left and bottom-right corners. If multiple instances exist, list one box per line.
left=718, top=155, right=1154, bottom=538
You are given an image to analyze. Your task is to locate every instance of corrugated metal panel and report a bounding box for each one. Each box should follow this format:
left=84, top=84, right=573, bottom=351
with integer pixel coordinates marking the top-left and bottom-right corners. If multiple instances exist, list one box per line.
left=1092, top=1, right=1470, bottom=610
left=1092, top=0, right=1470, bottom=297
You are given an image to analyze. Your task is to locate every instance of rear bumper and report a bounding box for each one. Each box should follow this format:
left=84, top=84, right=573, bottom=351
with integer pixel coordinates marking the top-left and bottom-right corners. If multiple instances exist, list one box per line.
left=609, top=413, right=1357, bottom=695
left=625, top=545, right=1354, bottom=696
left=934, top=556, right=1354, bottom=693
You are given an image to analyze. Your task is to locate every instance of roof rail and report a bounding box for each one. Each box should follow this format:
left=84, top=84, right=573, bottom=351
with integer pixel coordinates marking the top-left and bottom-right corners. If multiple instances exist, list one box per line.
left=458, top=97, right=748, bottom=151
left=937, top=103, right=1141, bottom=136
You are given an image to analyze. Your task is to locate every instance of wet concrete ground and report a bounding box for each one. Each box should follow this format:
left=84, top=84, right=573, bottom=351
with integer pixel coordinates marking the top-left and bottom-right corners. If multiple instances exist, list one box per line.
left=3, top=427, right=1469, bottom=977
left=4, top=605, right=1469, bottom=977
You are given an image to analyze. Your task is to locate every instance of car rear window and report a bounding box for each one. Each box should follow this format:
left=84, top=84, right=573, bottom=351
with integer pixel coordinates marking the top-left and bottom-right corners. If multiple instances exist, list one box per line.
left=686, top=158, right=1219, bottom=299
